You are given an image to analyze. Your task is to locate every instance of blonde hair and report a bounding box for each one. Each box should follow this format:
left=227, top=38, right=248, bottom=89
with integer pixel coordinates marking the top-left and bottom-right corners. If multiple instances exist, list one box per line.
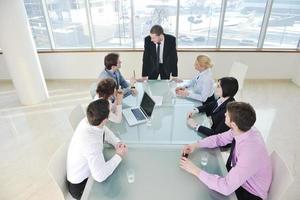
left=196, top=55, right=213, bottom=68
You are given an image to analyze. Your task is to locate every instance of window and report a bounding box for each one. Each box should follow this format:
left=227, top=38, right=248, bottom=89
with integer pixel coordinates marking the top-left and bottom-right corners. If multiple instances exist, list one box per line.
left=24, top=0, right=51, bottom=49
left=45, top=0, right=91, bottom=48
left=221, top=0, right=267, bottom=48
left=178, top=0, right=222, bottom=48
left=264, top=0, right=300, bottom=48
left=133, top=0, right=177, bottom=47
left=89, top=0, right=133, bottom=47
left=23, top=0, right=300, bottom=50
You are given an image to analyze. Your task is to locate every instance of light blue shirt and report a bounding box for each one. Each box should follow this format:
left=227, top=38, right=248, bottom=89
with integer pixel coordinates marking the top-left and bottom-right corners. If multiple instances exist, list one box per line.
left=98, top=69, right=132, bottom=98
left=183, top=68, right=214, bottom=102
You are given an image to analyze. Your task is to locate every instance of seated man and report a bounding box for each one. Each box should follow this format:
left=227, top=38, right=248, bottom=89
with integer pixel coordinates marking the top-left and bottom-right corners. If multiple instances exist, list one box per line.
left=67, top=99, right=128, bottom=199
left=180, top=102, right=272, bottom=200
left=98, top=53, right=137, bottom=98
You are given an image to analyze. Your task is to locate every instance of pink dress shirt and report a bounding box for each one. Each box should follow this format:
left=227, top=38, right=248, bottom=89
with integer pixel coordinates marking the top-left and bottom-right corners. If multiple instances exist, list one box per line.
left=197, top=128, right=272, bottom=199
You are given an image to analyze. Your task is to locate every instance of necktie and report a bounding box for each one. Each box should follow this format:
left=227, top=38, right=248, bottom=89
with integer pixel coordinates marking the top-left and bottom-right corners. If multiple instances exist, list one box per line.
left=102, top=131, right=105, bottom=144
left=226, top=138, right=236, bottom=171
left=157, top=43, right=161, bottom=69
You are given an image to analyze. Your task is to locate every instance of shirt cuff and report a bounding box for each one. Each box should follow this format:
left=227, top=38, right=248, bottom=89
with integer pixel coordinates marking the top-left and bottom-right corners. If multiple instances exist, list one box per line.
left=112, top=154, right=122, bottom=164
left=197, top=140, right=204, bottom=148
left=195, top=124, right=201, bottom=131
left=197, top=169, right=211, bottom=183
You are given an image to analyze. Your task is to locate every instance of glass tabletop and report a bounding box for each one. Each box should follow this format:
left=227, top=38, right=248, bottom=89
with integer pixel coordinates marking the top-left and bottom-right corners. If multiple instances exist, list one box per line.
left=108, top=80, right=211, bottom=145
left=82, top=145, right=237, bottom=200
left=82, top=81, right=237, bottom=200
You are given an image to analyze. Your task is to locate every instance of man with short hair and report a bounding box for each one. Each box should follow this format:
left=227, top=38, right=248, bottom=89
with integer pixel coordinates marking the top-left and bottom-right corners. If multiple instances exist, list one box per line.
left=98, top=53, right=137, bottom=98
left=67, top=99, right=128, bottom=199
left=141, top=25, right=180, bottom=81
left=180, top=102, right=272, bottom=200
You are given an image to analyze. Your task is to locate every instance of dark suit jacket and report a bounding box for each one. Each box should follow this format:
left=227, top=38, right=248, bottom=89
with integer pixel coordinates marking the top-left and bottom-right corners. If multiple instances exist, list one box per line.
left=196, top=97, right=235, bottom=136
left=142, top=34, right=178, bottom=78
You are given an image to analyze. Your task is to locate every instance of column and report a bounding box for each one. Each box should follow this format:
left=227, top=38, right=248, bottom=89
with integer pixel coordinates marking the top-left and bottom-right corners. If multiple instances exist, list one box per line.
left=0, top=0, right=49, bottom=105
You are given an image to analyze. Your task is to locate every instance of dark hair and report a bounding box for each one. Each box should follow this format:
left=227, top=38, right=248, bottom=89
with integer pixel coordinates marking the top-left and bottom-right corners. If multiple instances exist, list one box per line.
left=150, top=25, right=164, bottom=36
left=86, top=99, right=110, bottom=126
left=96, top=78, right=116, bottom=99
left=226, top=102, right=256, bottom=132
left=104, top=53, right=119, bottom=70
left=218, top=77, right=239, bottom=98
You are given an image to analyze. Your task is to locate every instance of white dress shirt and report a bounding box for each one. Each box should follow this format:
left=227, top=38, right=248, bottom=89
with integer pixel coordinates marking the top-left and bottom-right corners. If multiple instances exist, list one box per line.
left=93, top=95, right=122, bottom=123
left=156, top=40, right=164, bottom=64
left=183, top=68, right=214, bottom=102
left=67, top=118, right=121, bottom=184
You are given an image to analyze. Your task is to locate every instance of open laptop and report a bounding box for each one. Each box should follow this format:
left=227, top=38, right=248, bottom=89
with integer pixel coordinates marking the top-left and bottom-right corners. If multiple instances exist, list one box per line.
left=123, top=92, right=155, bottom=126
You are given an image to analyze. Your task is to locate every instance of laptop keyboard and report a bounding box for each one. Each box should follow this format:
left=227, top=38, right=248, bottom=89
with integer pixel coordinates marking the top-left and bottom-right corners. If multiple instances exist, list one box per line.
left=131, top=108, right=146, bottom=121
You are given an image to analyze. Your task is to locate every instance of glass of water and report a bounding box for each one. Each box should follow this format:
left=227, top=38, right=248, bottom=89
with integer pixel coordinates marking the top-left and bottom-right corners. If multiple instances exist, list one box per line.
left=201, top=152, right=209, bottom=166
left=126, top=168, right=135, bottom=183
left=146, top=115, right=153, bottom=126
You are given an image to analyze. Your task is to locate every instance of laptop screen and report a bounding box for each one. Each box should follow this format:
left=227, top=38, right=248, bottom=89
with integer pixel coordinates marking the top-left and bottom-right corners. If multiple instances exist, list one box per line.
left=140, top=92, right=155, bottom=117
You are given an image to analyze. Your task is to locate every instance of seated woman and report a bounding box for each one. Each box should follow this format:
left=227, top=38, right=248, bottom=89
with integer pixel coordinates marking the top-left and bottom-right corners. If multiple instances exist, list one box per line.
left=94, top=78, right=123, bottom=123
left=176, top=55, right=215, bottom=105
left=186, top=77, right=239, bottom=136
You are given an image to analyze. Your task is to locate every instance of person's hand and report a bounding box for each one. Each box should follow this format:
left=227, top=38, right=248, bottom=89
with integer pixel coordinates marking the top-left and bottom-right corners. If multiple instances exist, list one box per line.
left=187, top=108, right=198, bottom=118
left=175, top=87, right=185, bottom=93
left=130, top=77, right=137, bottom=85
left=116, top=143, right=128, bottom=158
left=130, top=88, right=138, bottom=96
left=171, top=77, right=183, bottom=83
left=136, top=76, right=148, bottom=82
left=181, top=143, right=198, bottom=155
left=180, top=157, right=201, bottom=176
left=115, top=89, right=124, bottom=105
left=187, top=118, right=198, bottom=129
left=176, top=89, right=189, bottom=97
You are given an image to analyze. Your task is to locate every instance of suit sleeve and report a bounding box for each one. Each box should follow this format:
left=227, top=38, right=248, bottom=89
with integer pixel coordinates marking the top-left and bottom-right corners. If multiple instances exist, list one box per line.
left=196, top=101, right=216, bottom=116
left=197, top=126, right=214, bottom=136
left=170, top=37, right=178, bottom=77
left=142, top=38, right=151, bottom=77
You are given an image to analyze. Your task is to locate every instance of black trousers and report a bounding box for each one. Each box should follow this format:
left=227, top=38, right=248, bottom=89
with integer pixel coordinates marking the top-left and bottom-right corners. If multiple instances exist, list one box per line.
left=67, top=178, right=88, bottom=200
left=236, top=186, right=262, bottom=200
left=148, top=64, right=170, bottom=80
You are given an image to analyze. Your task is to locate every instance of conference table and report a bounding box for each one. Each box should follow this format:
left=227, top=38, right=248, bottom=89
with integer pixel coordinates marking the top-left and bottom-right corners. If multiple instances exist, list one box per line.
left=82, top=80, right=237, bottom=200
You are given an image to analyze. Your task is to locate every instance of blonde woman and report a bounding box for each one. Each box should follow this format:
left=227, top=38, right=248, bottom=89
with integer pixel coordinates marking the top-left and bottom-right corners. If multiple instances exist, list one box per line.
left=176, top=55, right=215, bottom=105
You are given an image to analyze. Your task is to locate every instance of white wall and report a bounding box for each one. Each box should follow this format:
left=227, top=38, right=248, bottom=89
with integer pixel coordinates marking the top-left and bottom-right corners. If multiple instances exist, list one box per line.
left=0, top=51, right=299, bottom=81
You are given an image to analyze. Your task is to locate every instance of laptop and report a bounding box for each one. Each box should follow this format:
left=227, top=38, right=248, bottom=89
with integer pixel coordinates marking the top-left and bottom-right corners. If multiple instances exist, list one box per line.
left=123, top=92, right=156, bottom=126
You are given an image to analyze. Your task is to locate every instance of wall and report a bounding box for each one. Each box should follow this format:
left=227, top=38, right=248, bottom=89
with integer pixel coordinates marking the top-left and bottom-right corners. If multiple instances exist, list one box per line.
left=0, top=51, right=299, bottom=81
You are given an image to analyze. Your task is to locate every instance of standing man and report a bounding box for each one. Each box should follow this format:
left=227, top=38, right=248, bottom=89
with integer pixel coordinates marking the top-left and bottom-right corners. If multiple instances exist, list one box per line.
left=141, top=25, right=180, bottom=81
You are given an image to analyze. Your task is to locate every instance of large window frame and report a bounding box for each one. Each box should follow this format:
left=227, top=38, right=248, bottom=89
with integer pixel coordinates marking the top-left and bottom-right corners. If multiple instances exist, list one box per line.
left=9, top=0, right=300, bottom=51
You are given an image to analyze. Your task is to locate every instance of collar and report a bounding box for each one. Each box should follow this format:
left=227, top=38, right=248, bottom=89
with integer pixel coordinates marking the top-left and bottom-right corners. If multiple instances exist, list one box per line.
left=197, top=68, right=211, bottom=76
left=233, top=128, right=254, bottom=144
left=105, top=69, right=118, bottom=76
left=156, top=39, right=164, bottom=47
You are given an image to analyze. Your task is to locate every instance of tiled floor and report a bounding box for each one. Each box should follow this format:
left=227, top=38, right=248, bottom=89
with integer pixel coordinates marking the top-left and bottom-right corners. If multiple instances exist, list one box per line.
left=0, top=79, right=299, bottom=200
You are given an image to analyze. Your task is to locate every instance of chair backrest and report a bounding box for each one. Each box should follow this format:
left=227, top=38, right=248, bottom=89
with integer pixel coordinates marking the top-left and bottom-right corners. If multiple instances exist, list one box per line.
left=69, top=104, right=85, bottom=131
left=48, top=142, right=70, bottom=200
left=268, top=151, right=294, bottom=200
left=229, top=61, right=248, bottom=90
left=89, top=82, right=98, bottom=99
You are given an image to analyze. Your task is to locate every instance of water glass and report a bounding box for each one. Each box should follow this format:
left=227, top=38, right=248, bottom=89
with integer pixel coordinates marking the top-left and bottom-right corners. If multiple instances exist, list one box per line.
left=126, top=168, right=135, bottom=183
left=201, top=152, right=209, bottom=166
